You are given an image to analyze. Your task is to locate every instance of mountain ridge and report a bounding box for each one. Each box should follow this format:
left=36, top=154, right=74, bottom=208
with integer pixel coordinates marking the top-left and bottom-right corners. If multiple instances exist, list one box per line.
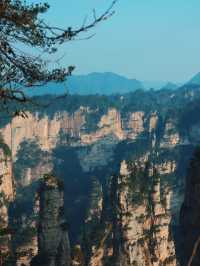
left=27, top=72, right=143, bottom=96
left=187, top=72, right=200, bottom=85
left=22, top=71, right=200, bottom=97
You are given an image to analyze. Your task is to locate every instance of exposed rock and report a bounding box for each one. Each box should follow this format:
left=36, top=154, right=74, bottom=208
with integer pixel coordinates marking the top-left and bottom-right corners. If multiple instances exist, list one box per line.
left=127, top=111, right=145, bottom=139
left=0, top=148, right=14, bottom=201
left=81, top=108, right=124, bottom=144
left=86, top=177, right=103, bottom=223
left=1, top=110, right=85, bottom=156
left=16, top=236, right=38, bottom=266
left=0, top=140, right=14, bottom=261
left=160, top=120, right=181, bottom=148
left=0, top=98, right=197, bottom=265
left=72, top=245, right=85, bottom=266
left=149, top=113, right=158, bottom=133
left=88, top=160, right=177, bottom=266
left=31, top=174, right=71, bottom=266
left=180, top=147, right=200, bottom=266
left=155, top=160, right=176, bottom=175
left=1, top=109, right=162, bottom=156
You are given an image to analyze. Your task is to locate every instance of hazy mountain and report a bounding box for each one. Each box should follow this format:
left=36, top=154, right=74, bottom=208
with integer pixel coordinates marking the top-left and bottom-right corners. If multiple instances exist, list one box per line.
left=67, top=72, right=143, bottom=94
left=142, top=80, right=167, bottom=90
left=26, top=72, right=143, bottom=96
left=24, top=72, right=187, bottom=96
left=187, top=72, right=200, bottom=85
left=161, top=82, right=178, bottom=90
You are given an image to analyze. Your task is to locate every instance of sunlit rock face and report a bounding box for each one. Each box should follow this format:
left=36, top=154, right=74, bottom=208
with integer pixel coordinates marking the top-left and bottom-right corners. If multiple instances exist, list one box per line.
left=0, top=142, right=14, bottom=259
left=88, top=160, right=177, bottom=266
left=1, top=110, right=85, bottom=155
left=0, top=108, right=162, bottom=190
left=0, top=148, right=14, bottom=201
left=0, top=109, right=160, bottom=156
left=127, top=111, right=145, bottom=139
left=160, top=119, right=181, bottom=148
left=82, top=108, right=124, bottom=144
left=31, top=175, right=71, bottom=266
left=149, top=112, right=158, bottom=133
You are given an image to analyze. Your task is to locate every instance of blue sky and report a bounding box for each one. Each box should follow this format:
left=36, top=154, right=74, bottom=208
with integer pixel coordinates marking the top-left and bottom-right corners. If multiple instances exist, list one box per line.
left=42, top=0, right=200, bottom=82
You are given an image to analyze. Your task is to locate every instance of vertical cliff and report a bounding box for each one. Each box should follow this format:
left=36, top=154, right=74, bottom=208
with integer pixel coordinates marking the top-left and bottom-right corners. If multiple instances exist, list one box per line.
left=31, top=174, right=71, bottom=266
left=0, top=93, right=197, bottom=265
left=88, top=160, right=177, bottom=266
left=180, top=147, right=200, bottom=266
left=0, top=136, right=14, bottom=263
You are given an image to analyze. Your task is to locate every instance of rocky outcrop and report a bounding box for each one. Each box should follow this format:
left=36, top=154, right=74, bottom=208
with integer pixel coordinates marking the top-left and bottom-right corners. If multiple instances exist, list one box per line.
left=116, top=161, right=176, bottom=266
left=82, top=108, right=124, bottom=143
left=88, top=160, right=177, bottom=266
left=149, top=174, right=177, bottom=266
left=160, top=119, right=181, bottom=148
left=127, top=111, right=145, bottom=139
left=31, top=174, right=71, bottom=266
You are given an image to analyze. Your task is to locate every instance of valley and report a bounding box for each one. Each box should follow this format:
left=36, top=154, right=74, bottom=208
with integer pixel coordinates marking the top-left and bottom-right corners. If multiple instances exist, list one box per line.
left=1, top=84, right=200, bottom=265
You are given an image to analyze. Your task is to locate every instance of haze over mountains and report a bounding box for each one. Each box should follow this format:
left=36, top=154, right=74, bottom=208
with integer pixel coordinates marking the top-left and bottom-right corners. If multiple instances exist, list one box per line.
left=187, top=72, right=200, bottom=85
left=25, top=71, right=200, bottom=96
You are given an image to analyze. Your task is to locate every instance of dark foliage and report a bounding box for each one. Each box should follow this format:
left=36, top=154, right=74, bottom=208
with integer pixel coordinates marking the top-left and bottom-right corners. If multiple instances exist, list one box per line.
left=0, top=0, right=117, bottom=115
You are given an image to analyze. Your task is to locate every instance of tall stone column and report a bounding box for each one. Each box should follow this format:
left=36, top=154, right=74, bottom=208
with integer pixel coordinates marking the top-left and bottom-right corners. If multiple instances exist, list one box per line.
left=31, top=174, right=71, bottom=266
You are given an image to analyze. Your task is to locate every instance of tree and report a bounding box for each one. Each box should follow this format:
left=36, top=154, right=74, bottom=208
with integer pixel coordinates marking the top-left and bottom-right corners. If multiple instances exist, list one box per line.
left=0, top=0, right=117, bottom=116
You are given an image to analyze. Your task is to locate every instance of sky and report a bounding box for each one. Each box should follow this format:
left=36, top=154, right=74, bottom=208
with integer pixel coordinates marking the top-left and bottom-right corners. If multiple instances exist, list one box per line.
left=40, top=0, right=200, bottom=82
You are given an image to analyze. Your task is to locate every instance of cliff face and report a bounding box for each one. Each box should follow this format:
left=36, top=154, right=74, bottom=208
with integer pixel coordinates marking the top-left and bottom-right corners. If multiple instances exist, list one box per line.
left=0, top=140, right=14, bottom=260
left=0, top=108, right=145, bottom=154
left=118, top=161, right=176, bottom=266
left=0, top=148, right=14, bottom=201
left=1, top=110, right=85, bottom=156
left=180, top=148, right=200, bottom=266
left=0, top=106, right=185, bottom=265
left=87, top=160, right=177, bottom=266
left=31, top=174, right=71, bottom=266
left=2, top=87, right=200, bottom=265
left=0, top=108, right=160, bottom=190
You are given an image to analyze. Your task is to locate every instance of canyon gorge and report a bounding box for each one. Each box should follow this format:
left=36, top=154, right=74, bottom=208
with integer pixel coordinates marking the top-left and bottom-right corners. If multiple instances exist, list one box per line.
left=1, top=85, right=200, bottom=265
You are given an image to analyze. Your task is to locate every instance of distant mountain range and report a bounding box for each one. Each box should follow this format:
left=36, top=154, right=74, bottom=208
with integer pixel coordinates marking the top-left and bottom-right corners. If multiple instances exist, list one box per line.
left=67, top=72, right=143, bottom=94
left=187, top=72, right=200, bottom=85
left=161, top=82, right=178, bottom=90
left=25, top=72, right=200, bottom=96
left=26, top=72, right=143, bottom=96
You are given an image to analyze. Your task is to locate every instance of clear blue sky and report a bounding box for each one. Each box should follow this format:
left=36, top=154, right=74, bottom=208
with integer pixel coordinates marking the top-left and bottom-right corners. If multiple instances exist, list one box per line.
left=42, top=0, right=200, bottom=82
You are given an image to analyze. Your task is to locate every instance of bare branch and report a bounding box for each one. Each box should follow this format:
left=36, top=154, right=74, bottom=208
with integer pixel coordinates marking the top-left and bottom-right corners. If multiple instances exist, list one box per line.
left=0, top=0, right=118, bottom=113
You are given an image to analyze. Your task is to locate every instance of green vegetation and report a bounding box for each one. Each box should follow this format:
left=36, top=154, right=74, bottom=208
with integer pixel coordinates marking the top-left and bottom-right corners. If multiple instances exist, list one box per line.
left=127, top=162, right=151, bottom=205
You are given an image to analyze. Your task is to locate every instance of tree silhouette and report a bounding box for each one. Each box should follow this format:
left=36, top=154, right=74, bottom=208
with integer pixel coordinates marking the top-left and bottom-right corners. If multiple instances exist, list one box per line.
left=0, top=0, right=117, bottom=115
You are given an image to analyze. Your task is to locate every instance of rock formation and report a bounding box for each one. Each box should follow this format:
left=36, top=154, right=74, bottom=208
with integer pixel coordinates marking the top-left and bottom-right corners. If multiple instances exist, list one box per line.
left=31, top=174, right=71, bottom=266
left=88, top=160, right=177, bottom=266
left=1, top=87, right=200, bottom=265
left=180, top=147, right=200, bottom=266
left=0, top=137, right=14, bottom=264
